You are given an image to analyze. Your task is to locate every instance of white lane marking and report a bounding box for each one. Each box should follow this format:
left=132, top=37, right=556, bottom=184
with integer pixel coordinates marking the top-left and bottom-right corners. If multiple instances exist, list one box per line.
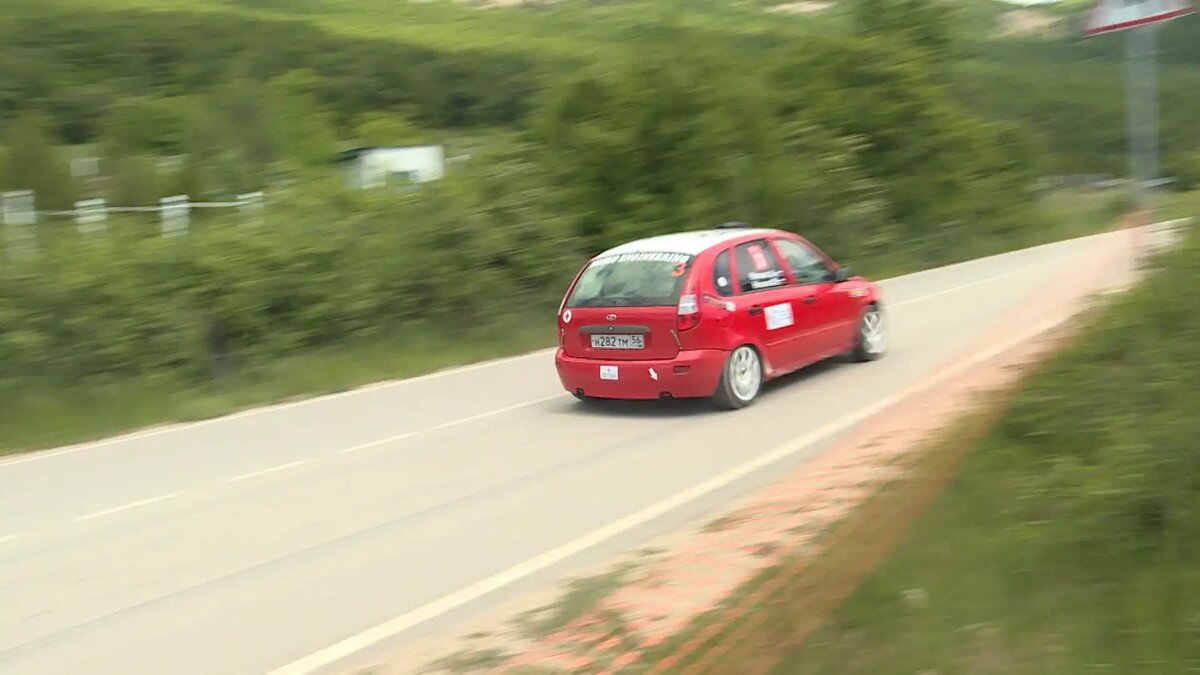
left=266, top=312, right=1078, bottom=675
left=0, top=225, right=1148, bottom=471
left=889, top=254, right=1066, bottom=309
left=0, top=534, right=20, bottom=545
left=73, top=492, right=184, bottom=523
left=340, top=396, right=561, bottom=455
left=226, top=460, right=310, bottom=484
left=0, top=349, right=557, bottom=469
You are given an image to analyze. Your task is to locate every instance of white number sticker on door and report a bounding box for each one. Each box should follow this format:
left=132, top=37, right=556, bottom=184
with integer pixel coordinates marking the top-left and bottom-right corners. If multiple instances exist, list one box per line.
left=764, top=303, right=794, bottom=331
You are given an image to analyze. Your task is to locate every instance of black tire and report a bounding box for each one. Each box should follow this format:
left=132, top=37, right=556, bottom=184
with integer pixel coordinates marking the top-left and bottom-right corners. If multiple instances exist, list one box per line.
left=850, top=302, right=887, bottom=362
left=711, top=345, right=763, bottom=410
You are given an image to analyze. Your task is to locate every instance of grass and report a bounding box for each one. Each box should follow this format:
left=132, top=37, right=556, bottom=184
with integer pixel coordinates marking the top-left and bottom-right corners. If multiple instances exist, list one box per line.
left=764, top=220, right=1200, bottom=673
left=854, top=187, right=1131, bottom=282
left=514, top=565, right=632, bottom=640
left=1157, top=188, right=1200, bottom=221
left=430, top=647, right=513, bottom=674
left=1034, top=188, right=1128, bottom=235
left=424, top=564, right=633, bottom=673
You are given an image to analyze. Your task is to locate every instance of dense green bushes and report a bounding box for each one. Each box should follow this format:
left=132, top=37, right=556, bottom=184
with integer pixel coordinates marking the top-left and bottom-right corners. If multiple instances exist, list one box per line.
left=533, top=38, right=1048, bottom=261
left=953, top=14, right=1200, bottom=177
left=0, top=5, right=542, bottom=143
left=0, top=141, right=581, bottom=384
left=993, top=228, right=1200, bottom=561
left=3, top=1, right=1197, bottom=178
left=953, top=58, right=1200, bottom=178
left=532, top=50, right=895, bottom=256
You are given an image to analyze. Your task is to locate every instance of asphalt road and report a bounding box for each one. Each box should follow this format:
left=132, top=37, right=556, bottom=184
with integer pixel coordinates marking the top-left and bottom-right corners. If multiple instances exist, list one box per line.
left=0, top=231, right=1133, bottom=675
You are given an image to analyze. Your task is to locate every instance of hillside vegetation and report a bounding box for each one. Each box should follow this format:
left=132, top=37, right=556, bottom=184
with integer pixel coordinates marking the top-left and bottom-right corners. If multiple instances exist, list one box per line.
left=0, top=0, right=1196, bottom=449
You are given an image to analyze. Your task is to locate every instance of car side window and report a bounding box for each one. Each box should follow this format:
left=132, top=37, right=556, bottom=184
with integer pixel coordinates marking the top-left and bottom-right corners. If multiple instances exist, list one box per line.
left=712, top=249, right=734, bottom=297
left=775, top=238, right=833, bottom=284
left=734, top=240, right=787, bottom=293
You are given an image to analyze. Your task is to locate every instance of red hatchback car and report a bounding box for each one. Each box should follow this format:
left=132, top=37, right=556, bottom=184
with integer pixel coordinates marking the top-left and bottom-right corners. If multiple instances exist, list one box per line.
left=554, top=223, right=886, bottom=409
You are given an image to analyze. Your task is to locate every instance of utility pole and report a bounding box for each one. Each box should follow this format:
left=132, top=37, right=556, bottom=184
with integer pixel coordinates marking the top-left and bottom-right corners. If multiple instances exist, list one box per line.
left=1084, top=0, right=1193, bottom=255
left=1125, top=24, right=1156, bottom=217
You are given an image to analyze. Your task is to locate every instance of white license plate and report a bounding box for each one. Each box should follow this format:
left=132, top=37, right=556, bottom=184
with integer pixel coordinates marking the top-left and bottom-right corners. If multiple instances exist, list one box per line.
left=599, top=365, right=619, bottom=381
left=590, top=334, right=644, bottom=350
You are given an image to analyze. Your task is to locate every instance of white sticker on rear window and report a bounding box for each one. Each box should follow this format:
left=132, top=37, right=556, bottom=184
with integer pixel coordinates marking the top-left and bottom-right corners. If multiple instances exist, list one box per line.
left=764, top=303, right=794, bottom=331
left=748, top=269, right=786, bottom=290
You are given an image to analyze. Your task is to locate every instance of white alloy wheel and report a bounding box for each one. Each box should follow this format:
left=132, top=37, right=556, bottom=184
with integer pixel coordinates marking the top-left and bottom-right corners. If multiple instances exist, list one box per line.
left=712, top=345, right=763, bottom=410
left=730, top=345, right=762, bottom=402
left=854, top=304, right=887, bottom=361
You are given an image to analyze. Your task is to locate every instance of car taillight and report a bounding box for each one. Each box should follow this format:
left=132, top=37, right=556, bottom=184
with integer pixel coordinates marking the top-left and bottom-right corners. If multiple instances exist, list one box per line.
left=677, top=293, right=701, bottom=331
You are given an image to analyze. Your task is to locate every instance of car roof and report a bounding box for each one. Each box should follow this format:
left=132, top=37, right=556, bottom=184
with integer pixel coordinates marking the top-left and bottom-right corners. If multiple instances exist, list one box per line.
left=596, top=227, right=781, bottom=258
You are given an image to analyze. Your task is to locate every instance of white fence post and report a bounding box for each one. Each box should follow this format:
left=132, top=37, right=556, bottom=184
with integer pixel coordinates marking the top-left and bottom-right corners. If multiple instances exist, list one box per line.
left=2, top=190, right=37, bottom=260
left=160, top=195, right=190, bottom=237
left=237, top=191, right=264, bottom=226
left=75, top=198, right=108, bottom=234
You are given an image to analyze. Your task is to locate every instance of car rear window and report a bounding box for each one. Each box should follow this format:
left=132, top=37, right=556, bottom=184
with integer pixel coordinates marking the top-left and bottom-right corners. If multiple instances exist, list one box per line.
left=565, top=252, right=695, bottom=308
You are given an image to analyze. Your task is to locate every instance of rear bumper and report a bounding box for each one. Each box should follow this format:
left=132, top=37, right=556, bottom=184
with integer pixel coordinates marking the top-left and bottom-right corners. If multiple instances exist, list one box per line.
left=554, top=348, right=727, bottom=400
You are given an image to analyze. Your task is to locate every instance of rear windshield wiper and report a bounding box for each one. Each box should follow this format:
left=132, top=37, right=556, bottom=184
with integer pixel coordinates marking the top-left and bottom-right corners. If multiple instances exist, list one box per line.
left=571, top=296, right=669, bottom=308
left=609, top=296, right=668, bottom=306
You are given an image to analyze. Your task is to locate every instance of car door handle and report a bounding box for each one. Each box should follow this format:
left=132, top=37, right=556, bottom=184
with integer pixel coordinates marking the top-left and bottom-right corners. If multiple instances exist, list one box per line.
left=804, top=296, right=817, bottom=305
left=748, top=306, right=764, bottom=315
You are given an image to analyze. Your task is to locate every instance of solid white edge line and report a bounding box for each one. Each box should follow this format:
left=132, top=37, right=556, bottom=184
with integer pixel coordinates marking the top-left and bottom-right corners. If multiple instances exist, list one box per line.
left=226, top=460, right=310, bottom=484
left=0, top=227, right=1132, bottom=470
left=266, top=311, right=1078, bottom=675
left=73, top=492, right=184, bottom=523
